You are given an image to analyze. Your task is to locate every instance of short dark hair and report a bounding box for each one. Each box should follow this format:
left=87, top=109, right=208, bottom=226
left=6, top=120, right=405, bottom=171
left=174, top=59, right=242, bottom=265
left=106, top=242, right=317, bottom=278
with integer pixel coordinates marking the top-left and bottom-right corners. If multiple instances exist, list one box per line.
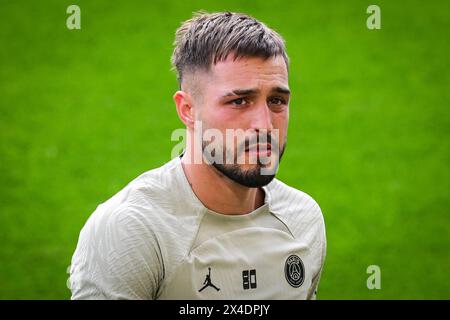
left=171, top=11, right=289, bottom=86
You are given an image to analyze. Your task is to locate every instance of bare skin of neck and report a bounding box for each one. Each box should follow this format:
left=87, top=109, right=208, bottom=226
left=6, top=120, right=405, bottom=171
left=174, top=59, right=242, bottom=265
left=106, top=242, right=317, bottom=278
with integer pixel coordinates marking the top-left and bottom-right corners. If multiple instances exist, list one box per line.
left=181, top=140, right=265, bottom=215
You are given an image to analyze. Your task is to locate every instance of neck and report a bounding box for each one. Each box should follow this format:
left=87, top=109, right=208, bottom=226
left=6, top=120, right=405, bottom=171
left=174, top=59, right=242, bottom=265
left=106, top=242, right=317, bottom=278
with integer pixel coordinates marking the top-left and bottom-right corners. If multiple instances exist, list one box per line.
left=180, top=148, right=265, bottom=215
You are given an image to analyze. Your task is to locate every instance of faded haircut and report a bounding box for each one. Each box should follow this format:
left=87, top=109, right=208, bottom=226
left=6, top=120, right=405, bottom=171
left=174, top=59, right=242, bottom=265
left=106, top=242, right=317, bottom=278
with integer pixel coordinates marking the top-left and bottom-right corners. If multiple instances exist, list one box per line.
left=171, top=11, right=289, bottom=87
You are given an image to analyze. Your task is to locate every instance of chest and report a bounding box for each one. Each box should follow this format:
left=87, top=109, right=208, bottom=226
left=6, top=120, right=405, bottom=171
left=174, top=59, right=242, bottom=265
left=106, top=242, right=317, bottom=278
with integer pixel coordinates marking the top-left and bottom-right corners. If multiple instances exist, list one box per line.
left=157, top=227, right=318, bottom=299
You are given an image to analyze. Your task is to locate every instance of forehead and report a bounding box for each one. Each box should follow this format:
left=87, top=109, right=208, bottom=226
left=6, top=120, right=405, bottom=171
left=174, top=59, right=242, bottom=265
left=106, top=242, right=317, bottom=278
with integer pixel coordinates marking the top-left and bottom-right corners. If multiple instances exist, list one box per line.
left=205, top=55, right=289, bottom=92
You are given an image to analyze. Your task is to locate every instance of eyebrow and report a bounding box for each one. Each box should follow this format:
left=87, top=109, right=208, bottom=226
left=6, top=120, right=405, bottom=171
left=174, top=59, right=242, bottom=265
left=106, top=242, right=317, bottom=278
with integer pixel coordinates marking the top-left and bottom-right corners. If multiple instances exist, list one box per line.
left=222, top=86, right=291, bottom=97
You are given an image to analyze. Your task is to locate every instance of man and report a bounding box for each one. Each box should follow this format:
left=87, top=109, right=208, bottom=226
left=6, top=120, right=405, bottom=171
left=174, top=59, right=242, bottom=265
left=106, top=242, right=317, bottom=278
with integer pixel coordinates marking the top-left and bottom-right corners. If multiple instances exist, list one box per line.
left=70, top=11, right=326, bottom=300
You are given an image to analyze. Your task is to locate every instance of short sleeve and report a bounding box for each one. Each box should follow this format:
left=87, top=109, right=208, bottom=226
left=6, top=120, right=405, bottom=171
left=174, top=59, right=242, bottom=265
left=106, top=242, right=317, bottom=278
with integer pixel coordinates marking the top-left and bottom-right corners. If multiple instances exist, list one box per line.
left=69, top=205, right=164, bottom=300
left=307, top=204, right=327, bottom=300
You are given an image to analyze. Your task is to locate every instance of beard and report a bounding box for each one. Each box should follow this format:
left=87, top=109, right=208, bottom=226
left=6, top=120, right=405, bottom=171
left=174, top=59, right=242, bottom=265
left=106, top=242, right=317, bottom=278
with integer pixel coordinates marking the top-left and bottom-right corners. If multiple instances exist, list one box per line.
left=203, top=137, right=286, bottom=188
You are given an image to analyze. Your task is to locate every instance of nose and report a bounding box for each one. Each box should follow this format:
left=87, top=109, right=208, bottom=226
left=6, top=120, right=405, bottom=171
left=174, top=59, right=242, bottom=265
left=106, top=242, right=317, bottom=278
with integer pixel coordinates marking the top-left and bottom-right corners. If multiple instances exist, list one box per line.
left=250, top=101, right=273, bottom=132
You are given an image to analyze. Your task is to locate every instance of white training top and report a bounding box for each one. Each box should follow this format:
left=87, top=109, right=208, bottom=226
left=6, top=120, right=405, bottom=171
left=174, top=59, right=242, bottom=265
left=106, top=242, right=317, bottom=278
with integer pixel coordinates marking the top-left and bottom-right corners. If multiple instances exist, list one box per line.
left=70, top=156, right=326, bottom=300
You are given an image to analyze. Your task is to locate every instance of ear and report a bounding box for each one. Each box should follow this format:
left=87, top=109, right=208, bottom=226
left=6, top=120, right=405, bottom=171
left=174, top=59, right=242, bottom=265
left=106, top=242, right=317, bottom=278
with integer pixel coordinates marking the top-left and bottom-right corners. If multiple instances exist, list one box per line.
left=173, top=91, right=195, bottom=129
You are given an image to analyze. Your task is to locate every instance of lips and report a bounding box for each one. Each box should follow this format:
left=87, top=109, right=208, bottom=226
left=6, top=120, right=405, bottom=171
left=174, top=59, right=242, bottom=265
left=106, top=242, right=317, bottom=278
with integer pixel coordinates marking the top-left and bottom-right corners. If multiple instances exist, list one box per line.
left=245, top=144, right=272, bottom=152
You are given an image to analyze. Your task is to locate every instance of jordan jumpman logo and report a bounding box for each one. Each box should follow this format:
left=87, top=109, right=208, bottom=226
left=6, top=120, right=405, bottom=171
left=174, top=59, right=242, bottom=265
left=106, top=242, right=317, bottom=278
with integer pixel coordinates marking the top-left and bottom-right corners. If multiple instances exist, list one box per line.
left=198, top=267, right=220, bottom=292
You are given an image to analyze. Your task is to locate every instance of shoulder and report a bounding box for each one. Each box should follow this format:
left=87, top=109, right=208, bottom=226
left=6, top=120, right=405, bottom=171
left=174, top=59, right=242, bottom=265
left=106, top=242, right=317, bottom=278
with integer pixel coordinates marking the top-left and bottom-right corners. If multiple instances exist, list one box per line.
left=82, top=158, right=202, bottom=243
left=70, top=159, right=200, bottom=299
left=265, top=178, right=325, bottom=240
left=91, top=157, right=194, bottom=224
left=75, top=157, right=203, bottom=266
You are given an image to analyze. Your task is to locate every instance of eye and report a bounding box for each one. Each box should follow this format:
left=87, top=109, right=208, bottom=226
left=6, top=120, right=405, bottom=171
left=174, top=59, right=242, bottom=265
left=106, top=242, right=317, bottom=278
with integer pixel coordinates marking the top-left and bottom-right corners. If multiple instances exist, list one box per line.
left=269, top=97, right=287, bottom=105
left=229, top=98, right=249, bottom=106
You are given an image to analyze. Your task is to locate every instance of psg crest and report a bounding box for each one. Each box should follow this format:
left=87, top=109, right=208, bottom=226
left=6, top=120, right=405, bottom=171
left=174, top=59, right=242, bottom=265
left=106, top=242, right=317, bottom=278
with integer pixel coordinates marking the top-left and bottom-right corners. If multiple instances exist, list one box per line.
left=284, top=254, right=305, bottom=287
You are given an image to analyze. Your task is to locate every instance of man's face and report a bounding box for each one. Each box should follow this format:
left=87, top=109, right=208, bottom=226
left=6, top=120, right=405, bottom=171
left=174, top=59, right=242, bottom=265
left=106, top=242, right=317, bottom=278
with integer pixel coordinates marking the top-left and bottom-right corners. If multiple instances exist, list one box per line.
left=192, top=54, right=290, bottom=187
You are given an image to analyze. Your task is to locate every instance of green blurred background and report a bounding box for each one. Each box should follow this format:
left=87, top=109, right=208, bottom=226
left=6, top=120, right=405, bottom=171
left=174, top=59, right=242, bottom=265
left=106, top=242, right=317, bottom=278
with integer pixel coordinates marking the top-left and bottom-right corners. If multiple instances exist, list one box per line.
left=0, top=0, right=448, bottom=299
